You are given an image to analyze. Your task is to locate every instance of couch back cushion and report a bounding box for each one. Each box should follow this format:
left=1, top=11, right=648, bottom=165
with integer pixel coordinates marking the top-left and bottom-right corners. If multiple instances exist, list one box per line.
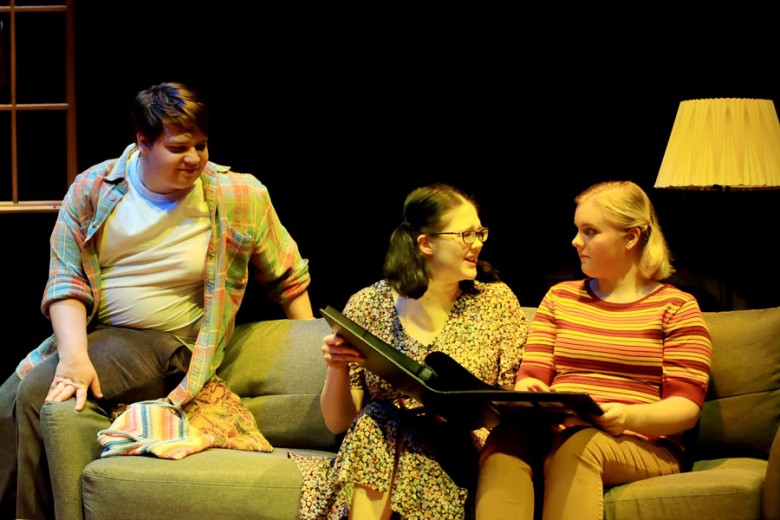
left=687, top=307, right=780, bottom=460
left=217, top=318, right=341, bottom=452
left=521, top=306, right=537, bottom=327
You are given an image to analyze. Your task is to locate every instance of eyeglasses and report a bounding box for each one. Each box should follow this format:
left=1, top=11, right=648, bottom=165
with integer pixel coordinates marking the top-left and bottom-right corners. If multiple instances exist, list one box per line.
left=428, top=227, right=489, bottom=245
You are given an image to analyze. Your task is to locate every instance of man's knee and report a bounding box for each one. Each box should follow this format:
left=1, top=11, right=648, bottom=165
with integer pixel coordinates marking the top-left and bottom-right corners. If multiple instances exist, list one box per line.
left=15, top=364, right=56, bottom=412
left=0, top=373, right=21, bottom=421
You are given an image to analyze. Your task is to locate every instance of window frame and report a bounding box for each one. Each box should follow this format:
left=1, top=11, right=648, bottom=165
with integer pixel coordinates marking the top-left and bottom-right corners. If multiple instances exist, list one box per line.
left=0, top=0, right=76, bottom=213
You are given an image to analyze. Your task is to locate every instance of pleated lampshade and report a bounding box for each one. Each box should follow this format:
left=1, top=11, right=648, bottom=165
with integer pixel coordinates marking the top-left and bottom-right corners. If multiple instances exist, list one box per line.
left=655, top=98, right=780, bottom=190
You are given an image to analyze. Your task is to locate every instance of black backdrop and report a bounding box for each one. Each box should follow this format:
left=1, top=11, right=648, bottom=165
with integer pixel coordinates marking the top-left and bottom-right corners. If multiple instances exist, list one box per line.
left=3, top=4, right=780, bottom=372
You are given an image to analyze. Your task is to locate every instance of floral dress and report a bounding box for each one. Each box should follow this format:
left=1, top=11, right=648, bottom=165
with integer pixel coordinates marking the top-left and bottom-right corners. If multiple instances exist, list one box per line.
left=291, top=280, right=527, bottom=519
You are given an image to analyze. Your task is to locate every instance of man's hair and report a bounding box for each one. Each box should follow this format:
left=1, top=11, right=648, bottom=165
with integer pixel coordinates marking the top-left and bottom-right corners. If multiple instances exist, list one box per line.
left=130, top=82, right=210, bottom=142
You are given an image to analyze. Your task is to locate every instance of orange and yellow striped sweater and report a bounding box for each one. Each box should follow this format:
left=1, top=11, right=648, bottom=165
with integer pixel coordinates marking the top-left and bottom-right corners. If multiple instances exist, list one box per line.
left=518, top=280, right=712, bottom=409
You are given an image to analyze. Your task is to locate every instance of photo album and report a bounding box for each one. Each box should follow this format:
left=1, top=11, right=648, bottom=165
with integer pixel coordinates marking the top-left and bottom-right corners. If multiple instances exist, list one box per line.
left=320, top=306, right=604, bottom=429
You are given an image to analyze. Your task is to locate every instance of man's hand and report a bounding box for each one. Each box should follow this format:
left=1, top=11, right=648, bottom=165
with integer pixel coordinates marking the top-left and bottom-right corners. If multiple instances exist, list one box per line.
left=45, top=355, right=103, bottom=412
left=47, top=298, right=95, bottom=410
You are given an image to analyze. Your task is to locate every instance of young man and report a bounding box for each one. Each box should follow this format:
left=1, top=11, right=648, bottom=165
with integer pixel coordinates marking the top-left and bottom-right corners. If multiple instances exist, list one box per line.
left=0, top=82, right=313, bottom=519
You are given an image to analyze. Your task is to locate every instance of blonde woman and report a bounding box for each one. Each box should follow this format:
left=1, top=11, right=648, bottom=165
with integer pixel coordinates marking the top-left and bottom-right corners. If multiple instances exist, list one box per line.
left=476, top=180, right=713, bottom=520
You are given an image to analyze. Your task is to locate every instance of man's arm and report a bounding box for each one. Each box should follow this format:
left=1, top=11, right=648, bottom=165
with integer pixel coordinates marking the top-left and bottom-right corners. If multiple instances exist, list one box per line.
left=280, top=290, right=314, bottom=319
left=46, top=299, right=102, bottom=411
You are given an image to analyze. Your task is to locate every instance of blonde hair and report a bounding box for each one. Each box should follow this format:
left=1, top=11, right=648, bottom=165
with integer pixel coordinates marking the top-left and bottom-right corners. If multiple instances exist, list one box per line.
left=575, top=180, right=674, bottom=281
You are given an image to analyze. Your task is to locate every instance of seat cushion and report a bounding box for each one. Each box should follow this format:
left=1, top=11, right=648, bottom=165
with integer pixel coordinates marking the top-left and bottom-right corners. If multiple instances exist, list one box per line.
left=81, top=447, right=335, bottom=520
left=604, top=457, right=767, bottom=520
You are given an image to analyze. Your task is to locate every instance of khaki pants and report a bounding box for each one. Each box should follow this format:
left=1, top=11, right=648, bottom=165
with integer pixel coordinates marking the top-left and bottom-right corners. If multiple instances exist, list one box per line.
left=476, top=421, right=683, bottom=520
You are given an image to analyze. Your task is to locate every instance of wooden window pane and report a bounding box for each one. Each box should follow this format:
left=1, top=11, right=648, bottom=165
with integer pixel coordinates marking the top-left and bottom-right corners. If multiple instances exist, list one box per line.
left=0, top=111, right=9, bottom=201
left=16, top=11, right=66, bottom=104
left=0, top=13, right=8, bottom=104
left=17, top=111, right=67, bottom=200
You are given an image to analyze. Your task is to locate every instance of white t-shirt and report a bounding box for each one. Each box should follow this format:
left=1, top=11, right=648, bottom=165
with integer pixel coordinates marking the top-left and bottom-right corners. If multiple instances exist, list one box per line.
left=95, top=152, right=211, bottom=345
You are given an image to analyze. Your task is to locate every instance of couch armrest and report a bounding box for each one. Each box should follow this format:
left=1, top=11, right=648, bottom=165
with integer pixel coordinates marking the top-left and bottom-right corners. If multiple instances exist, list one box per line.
left=764, top=425, right=780, bottom=520
left=40, top=400, right=111, bottom=520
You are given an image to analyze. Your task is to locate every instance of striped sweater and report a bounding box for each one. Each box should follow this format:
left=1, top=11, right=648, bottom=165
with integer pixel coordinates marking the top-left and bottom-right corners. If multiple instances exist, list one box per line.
left=518, top=280, right=712, bottom=408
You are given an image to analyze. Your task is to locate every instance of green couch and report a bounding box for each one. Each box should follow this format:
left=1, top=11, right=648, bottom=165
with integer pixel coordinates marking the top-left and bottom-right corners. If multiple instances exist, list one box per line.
left=40, top=307, right=780, bottom=520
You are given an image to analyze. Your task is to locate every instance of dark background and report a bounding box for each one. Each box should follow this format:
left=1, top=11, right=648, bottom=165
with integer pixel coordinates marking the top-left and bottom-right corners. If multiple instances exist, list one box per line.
left=3, top=3, right=780, bottom=373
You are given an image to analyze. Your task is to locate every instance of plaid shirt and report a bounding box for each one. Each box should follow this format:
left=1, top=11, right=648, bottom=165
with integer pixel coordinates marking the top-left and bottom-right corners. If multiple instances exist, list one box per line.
left=17, top=144, right=310, bottom=406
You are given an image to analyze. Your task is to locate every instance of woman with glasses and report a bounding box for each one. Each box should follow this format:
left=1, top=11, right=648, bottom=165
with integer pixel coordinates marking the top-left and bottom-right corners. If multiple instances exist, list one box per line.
left=475, top=181, right=712, bottom=520
left=291, top=183, right=528, bottom=519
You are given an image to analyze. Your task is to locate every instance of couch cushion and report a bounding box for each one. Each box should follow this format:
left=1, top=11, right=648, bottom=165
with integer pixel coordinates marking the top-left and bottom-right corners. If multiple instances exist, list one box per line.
left=604, top=457, right=767, bottom=520
left=81, top=447, right=334, bottom=520
left=687, top=307, right=780, bottom=460
left=521, top=306, right=537, bottom=326
left=217, top=318, right=341, bottom=451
